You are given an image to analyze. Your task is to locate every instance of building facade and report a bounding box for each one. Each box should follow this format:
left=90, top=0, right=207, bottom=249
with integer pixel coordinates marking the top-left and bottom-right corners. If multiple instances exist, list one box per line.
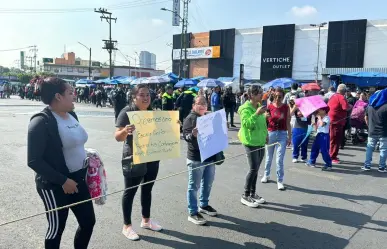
left=139, top=51, right=156, bottom=69
left=172, top=19, right=387, bottom=84
left=39, top=52, right=163, bottom=79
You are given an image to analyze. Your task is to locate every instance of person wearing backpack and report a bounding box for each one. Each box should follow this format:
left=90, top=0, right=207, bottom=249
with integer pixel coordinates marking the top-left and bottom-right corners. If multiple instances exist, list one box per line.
left=27, top=78, right=95, bottom=249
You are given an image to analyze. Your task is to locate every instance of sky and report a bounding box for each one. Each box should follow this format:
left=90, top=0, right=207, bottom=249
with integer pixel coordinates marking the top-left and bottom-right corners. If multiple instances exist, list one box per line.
left=1, top=0, right=387, bottom=72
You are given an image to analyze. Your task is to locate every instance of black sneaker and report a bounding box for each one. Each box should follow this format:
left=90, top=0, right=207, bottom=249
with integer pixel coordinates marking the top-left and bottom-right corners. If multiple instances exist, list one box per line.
left=188, top=213, right=207, bottom=225
left=322, top=166, right=332, bottom=171
left=231, top=124, right=237, bottom=128
left=199, top=205, right=217, bottom=217
left=378, top=168, right=387, bottom=173
left=241, top=195, right=259, bottom=208
left=250, top=194, right=266, bottom=204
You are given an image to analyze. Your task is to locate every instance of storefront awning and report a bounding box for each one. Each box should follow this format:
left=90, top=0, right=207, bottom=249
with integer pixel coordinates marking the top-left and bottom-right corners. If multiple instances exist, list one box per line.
left=322, top=67, right=387, bottom=75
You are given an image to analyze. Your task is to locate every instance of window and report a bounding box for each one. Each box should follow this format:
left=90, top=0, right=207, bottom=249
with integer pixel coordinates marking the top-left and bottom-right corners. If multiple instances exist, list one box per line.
left=67, top=67, right=73, bottom=72
left=78, top=68, right=84, bottom=73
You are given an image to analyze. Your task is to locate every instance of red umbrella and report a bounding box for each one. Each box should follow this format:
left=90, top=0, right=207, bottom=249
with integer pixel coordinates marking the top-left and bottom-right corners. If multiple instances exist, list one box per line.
left=302, top=83, right=320, bottom=91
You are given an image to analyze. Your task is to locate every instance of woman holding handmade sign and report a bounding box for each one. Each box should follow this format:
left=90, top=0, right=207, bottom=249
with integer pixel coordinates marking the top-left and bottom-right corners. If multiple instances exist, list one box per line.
left=183, top=95, right=218, bottom=225
left=115, top=84, right=162, bottom=241
left=261, top=88, right=291, bottom=191
left=238, top=85, right=268, bottom=208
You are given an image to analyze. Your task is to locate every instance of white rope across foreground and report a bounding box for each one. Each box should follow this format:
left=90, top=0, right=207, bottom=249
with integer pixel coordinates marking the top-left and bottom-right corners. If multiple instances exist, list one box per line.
left=0, top=113, right=357, bottom=227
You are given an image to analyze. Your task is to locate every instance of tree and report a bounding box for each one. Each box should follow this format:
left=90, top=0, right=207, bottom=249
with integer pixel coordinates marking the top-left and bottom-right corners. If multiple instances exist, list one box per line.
left=37, top=71, right=55, bottom=77
left=17, top=73, right=33, bottom=83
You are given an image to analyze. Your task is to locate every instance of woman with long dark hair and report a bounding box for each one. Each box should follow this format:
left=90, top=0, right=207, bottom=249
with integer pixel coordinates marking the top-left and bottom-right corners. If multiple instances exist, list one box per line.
left=261, top=87, right=291, bottom=190
left=27, top=77, right=95, bottom=249
left=115, top=84, right=162, bottom=241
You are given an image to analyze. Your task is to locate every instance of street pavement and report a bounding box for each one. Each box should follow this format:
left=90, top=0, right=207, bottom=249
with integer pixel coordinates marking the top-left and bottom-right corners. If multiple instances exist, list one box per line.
left=0, top=97, right=386, bottom=249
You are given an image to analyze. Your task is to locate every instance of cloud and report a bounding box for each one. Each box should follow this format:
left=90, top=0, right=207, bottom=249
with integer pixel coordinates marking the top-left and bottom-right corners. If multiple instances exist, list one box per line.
left=290, top=5, right=318, bottom=18
left=151, top=18, right=166, bottom=27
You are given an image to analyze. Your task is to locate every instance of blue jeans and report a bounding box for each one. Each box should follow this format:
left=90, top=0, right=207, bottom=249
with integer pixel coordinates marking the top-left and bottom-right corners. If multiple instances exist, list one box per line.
left=364, top=137, right=387, bottom=169
left=187, top=159, right=216, bottom=215
left=264, top=131, right=288, bottom=183
left=309, top=133, right=332, bottom=167
left=292, top=128, right=309, bottom=160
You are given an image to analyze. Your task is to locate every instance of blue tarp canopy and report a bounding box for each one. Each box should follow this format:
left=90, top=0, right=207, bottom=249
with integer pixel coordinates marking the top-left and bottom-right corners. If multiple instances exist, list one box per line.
left=75, top=79, right=94, bottom=84
left=191, top=76, right=206, bottom=81
left=262, top=78, right=296, bottom=91
left=341, top=72, right=387, bottom=87
left=160, top=72, right=179, bottom=83
left=95, top=76, right=136, bottom=84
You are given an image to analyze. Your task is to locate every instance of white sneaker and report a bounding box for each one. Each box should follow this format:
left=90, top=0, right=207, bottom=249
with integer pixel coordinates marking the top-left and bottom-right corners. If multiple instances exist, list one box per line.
left=261, top=175, right=270, bottom=183
left=140, top=219, right=163, bottom=231
left=277, top=182, right=285, bottom=190
left=122, top=226, right=140, bottom=241
left=292, top=159, right=298, bottom=163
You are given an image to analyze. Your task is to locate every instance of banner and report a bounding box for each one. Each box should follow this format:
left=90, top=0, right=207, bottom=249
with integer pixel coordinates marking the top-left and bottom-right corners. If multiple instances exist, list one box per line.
left=196, top=109, right=229, bottom=162
left=173, top=46, right=220, bottom=60
left=172, top=0, right=180, bottom=26
left=127, top=111, right=180, bottom=164
left=326, top=19, right=367, bottom=68
left=260, top=24, right=295, bottom=81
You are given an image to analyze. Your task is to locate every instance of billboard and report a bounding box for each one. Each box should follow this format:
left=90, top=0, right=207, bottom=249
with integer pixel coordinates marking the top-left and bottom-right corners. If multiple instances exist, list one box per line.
left=172, top=0, right=180, bottom=26
left=326, top=19, right=367, bottom=68
left=173, top=46, right=220, bottom=60
left=260, top=24, right=295, bottom=81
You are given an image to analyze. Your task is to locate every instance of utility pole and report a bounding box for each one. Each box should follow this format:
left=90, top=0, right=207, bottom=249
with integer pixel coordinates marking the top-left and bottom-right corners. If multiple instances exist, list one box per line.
left=161, top=0, right=190, bottom=79
left=95, top=8, right=117, bottom=79
left=310, top=22, right=327, bottom=83
left=26, top=56, right=33, bottom=72
left=181, top=0, right=190, bottom=79
left=29, top=45, right=38, bottom=73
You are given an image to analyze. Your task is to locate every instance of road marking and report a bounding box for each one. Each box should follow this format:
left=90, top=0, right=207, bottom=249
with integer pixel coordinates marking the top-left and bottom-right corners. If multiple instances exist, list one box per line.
left=289, top=167, right=342, bottom=181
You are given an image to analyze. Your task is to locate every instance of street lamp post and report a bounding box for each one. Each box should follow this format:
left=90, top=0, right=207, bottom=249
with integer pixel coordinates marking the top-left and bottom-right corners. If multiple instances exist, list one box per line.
left=161, top=7, right=185, bottom=78
left=78, top=42, right=92, bottom=79
left=310, top=22, right=327, bottom=83
left=134, top=51, right=139, bottom=77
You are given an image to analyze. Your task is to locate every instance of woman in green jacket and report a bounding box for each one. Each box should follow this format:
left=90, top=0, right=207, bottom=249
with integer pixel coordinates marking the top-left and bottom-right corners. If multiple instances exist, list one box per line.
left=238, top=85, right=268, bottom=208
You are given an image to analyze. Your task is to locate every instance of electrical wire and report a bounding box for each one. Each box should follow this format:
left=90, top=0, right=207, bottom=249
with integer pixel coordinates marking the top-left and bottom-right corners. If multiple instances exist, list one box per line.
left=0, top=0, right=171, bottom=14
left=118, top=28, right=176, bottom=46
left=0, top=46, right=33, bottom=52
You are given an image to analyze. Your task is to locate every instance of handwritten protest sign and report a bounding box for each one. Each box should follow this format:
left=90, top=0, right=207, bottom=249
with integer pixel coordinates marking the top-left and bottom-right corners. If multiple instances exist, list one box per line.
left=295, top=95, right=327, bottom=118
left=127, top=111, right=180, bottom=164
left=197, top=109, right=229, bottom=162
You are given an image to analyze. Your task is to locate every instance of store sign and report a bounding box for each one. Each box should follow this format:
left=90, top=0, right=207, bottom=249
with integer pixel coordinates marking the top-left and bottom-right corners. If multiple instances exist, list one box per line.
left=262, top=57, right=292, bottom=69
left=172, top=0, right=180, bottom=26
left=260, top=24, right=295, bottom=81
left=173, top=46, right=220, bottom=60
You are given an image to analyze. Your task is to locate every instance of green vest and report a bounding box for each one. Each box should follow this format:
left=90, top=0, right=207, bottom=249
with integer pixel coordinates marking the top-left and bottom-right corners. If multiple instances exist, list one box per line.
left=184, top=90, right=197, bottom=97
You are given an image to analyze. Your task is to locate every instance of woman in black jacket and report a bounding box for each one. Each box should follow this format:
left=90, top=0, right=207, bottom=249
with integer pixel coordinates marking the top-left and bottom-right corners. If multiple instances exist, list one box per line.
left=27, top=77, right=95, bottom=249
left=115, top=83, right=162, bottom=241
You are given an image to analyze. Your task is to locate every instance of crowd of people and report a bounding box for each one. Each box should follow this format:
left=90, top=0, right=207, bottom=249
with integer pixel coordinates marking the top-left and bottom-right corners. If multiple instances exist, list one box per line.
left=25, top=76, right=386, bottom=248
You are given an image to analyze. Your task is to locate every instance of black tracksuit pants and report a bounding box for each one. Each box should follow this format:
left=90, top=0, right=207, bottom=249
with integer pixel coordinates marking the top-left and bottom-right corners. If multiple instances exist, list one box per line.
left=122, top=161, right=159, bottom=225
left=37, top=169, right=95, bottom=249
left=244, top=145, right=265, bottom=196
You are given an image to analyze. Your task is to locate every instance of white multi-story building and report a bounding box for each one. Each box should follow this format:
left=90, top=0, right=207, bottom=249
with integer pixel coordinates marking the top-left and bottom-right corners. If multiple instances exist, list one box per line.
left=139, top=51, right=157, bottom=69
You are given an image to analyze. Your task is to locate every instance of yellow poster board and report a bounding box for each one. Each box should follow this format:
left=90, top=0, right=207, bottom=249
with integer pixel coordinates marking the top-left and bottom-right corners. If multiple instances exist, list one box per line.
left=127, top=111, right=180, bottom=164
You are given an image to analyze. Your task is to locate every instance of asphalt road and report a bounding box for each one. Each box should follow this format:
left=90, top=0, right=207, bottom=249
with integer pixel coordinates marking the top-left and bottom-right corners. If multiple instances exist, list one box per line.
left=0, top=97, right=386, bottom=249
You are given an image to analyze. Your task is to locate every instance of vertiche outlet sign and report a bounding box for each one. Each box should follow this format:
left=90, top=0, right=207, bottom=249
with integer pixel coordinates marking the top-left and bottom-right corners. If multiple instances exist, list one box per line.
left=262, top=57, right=292, bottom=69
left=173, top=46, right=221, bottom=60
